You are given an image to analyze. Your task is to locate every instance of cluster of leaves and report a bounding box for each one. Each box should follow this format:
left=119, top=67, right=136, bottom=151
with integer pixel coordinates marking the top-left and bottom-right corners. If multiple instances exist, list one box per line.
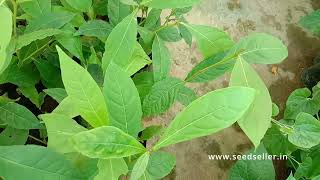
left=0, top=0, right=290, bottom=179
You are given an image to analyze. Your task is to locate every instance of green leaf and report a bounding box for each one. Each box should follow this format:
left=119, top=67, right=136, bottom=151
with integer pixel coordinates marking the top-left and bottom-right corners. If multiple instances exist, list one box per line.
left=176, top=85, right=197, bottom=106
left=146, top=151, right=176, bottom=179
left=0, top=102, right=43, bottom=129
left=272, top=103, right=280, bottom=116
left=87, top=64, right=104, bottom=87
left=0, top=145, right=85, bottom=180
left=228, top=145, right=275, bottom=180
left=18, top=86, right=44, bottom=108
left=141, top=0, right=201, bottom=9
left=140, top=125, right=162, bottom=140
left=0, top=127, right=28, bottom=146
left=25, top=12, right=75, bottom=33
left=94, top=158, right=128, bottom=180
left=93, top=0, right=108, bottom=16
left=157, top=26, right=182, bottom=42
left=286, top=172, right=295, bottom=180
left=64, top=152, right=98, bottom=179
left=35, top=59, right=64, bottom=89
left=288, top=112, right=320, bottom=148
left=102, top=11, right=137, bottom=72
left=131, top=152, right=150, bottom=180
left=40, top=113, right=87, bottom=153
left=55, top=24, right=84, bottom=63
left=52, top=96, right=79, bottom=118
left=133, top=72, right=154, bottom=101
left=178, top=24, right=192, bottom=46
left=181, top=23, right=234, bottom=58
left=64, top=0, right=92, bottom=12
left=152, top=35, right=171, bottom=82
left=144, top=9, right=161, bottom=30
left=142, top=78, right=183, bottom=117
left=0, top=5, right=12, bottom=74
left=20, top=0, right=51, bottom=17
left=72, top=126, right=146, bottom=159
left=125, top=43, right=152, bottom=76
left=230, top=58, right=272, bottom=148
left=57, top=46, right=109, bottom=127
left=108, top=0, right=132, bottom=26
left=284, top=88, right=320, bottom=119
left=16, top=29, right=62, bottom=50
left=228, top=33, right=288, bottom=64
left=74, top=20, right=113, bottom=42
left=153, top=86, right=256, bottom=150
left=299, top=10, right=320, bottom=36
left=138, top=26, right=155, bottom=53
left=44, top=88, right=68, bottom=103
left=185, top=52, right=235, bottom=83
left=103, top=63, right=142, bottom=137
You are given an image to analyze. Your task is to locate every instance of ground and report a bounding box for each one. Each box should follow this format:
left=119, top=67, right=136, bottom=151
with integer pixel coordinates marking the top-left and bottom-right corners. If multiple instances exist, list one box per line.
left=144, top=0, right=320, bottom=179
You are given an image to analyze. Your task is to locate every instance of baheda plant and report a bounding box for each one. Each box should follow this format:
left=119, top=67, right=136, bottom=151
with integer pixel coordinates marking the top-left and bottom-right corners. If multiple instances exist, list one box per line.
left=0, top=0, right=288, bottom=179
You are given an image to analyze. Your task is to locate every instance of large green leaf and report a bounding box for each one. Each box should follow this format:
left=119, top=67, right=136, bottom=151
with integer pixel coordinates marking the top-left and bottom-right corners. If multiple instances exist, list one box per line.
left=288, top=112, right=320, bottom=148
left=0, top=102, right=43, bottom=129
left=20, top=0, right=51, bottom=17
left=72, top=126, right=146, bottom=159
left=230, top=58, right=272, bottom=147
left=299, top=10, right=320, bottom=36
left=284, top=88, right=320, bottom=119
left=94, top=158, right=128, bottom=180
left=64, top=0, right=92, bottom=12
left=44, top=88, right=67, bottom=103
left=102, top=11, right=137, bottom=72
left=108, top=0, right=132, bottom=26
left=103, top=63, right=142, bottom=137
left=141, top=0, right=201, bottom=9
left=185, top=52, right=235, bottom=83
left=181, top=23, right=234, bottom=58
left=25, top=12, right=75, bottom=33
left=40, top=113, right=87, bottom=153
left=228, top=33, right=288, bottom=64
left=228, top=145, right=275, bottom=180
left=0, top=145, right=85, bottom=180
left=152, top=35, right=171, bottom=82
left=153, top=86, right=256, bottom=150
left=74, top=20, right=113, bottom=42
left=57, top=46, right=109, bottom=127
left=125, top=42, right=152, bottom=76
left=0, top=127, right=28, bottom=146
left=52, top=96, right=79, bottom=118
left=0, top=5, right=12, bottom=74
left=131, top=152, right=150, bottom=180
left=142, top=78, right=183, bottom=117
left=146, top=151, right=176, bottom=179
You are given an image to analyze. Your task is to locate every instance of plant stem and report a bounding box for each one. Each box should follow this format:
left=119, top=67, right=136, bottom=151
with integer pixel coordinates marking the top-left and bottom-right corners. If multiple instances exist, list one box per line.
left=11, top=0, right=17, bottom=37
left=28, top=135, right=47, bottom=145
left=154, top=22, right=178, bottom=33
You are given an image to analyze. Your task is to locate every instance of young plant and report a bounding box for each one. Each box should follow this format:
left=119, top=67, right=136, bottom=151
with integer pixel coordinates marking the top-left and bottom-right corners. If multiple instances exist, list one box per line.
left=0, top=0, right=288, bottom=179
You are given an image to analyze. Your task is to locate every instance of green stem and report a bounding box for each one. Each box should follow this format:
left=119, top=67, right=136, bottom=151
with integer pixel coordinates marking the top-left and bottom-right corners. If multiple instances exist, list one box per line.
left=11, top=0, right=17, bottom=37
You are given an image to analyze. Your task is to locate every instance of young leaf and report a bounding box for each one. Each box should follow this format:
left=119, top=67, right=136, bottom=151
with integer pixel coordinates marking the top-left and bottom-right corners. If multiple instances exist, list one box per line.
left=0, top=5, right=12, bottom=74
left=20, top=0, right=51, bottom=17
left=131, top=152, right=150, bottom=180
left=44, top=88, right=68, bottom=103
left=152, top=35, right=171, bottom=82
left=288, top=112, right=320, bottom=148
left=94, top=158, right=128, bottom=180
left=141, top=0, right=201, bottom=9
left=125, top=43, right=152, bottom=76
left=181, top=23, right=234, bottom=58
left=228, top=33, right=288, bottom=64
left=103, top=63, right=142, bottom=137
left=40, top=113, right=87, bottom=153
left=72, top=126, right=146, bottom=159
left=74, top=20, right=113, bottom=42
left=25, top=12, right=75, bottom=33
left=176, top=85, right=197, bottom=106
left=146, top=151, right=176, bottom=179
left=0, top=127, right=28, bottom=146
left=284, top=88, right=320, bottom=119
left=57, top=46, right=109, bottom=127
left=299, top=10, right=320, bottom=36
left=108, top=0, right=132, bottom=26
left=16, top=29, right=62, bottom=50
left=0, top=145, right=85, bottom=180
left=142, top=78, right=183, bottom=117
left=228, top=145, right=275, bottom=180
left=185, top=52, right=236, bottom=83
left=230, top=58, right=272, bottom=148
left=157, top=26, right=182, bottom=42
left=0, top=102, right=43, bottom=130
left=153, top=86, right=256, bottom=150
left=64, top=0, right=92, bottom=12
left=102, top=11, right=137, bottom=72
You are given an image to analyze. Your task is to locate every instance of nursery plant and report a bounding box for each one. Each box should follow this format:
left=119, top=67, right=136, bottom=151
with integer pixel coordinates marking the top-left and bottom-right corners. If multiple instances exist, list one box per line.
left=0, top=0, right=290, bottom=179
